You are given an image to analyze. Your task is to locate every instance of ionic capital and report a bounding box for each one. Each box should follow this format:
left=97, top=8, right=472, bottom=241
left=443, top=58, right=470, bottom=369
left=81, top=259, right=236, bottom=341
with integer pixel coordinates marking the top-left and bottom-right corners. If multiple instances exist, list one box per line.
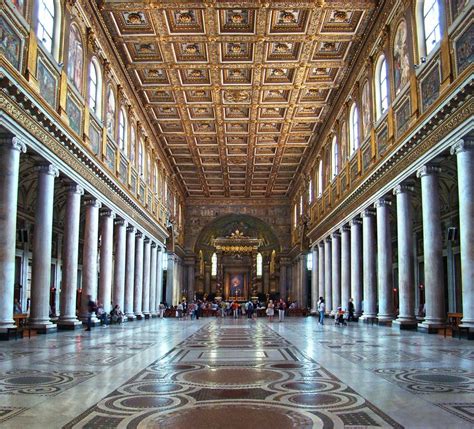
left=100, top=208, right=115, bottom=219
left=66, top=183, right=84, bottom=195
left=318, top=241, right=325, bottom=248
left=84, top=197, right=102, bottom=209
left=331, top=231, right=341, bottom=239
left=126, top=225, right=135, bottom=233
left=325, top=236, right=332, bottom=243
left=115, top=218, right=127, bottom=227
left=151, top=242, right=157, bottom=248
left=416, top=164, right=441, bottom=178
left=350, top=218, right=362, bottom=226
left=9, top=136, right=27, bottom=153
left=393, top=183, right=414, bottom=196
left=340, top=225, right=351, bottom=233
left=144, top=237, right=151, bottom=244
left=374, top=198, right=391, bottom=209
left=36, top=163, right=59, bottom=177
left=136, top=231, right=143, bottom=239
left=450, top=138, right=474, bottom=155
left=361, top=208, right=376, bottom=218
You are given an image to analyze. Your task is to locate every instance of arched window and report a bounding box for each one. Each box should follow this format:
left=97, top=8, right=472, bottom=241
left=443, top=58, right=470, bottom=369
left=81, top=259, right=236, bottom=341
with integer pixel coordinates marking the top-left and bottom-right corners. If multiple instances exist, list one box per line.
left=375, top=55, right=389, bottom=119
left=118, top=108, right=127, bottom=151
left=164, top=177, right=168, bottom=203
left=147, top=152, right=152, bottom=185
left=88, top=59, right=102, bottom=118
left=154, top=163, right=158, bottom=193
left=299, top=194, right=303, bottom=216
left=349, top=104, right=360, bottom=155
left=106, top=85, right=116, bottom=139
left=306, top=253, right=312, bottom=270
left=67, top=25, right=83, bottom=93
left=138, top=140, right=144, bottom=176
left=308, top=179, right=313, bottom=204
left=36, top=0, right=58, bottom=56
left=317, top=160, right=323, bottom=197
left=256, top=253, right=263, bottom=277
left=422, top=0, right=441, bottom=56
left=331, top=135, right=338, bottom=178
left=293, top=204, right=297, bottom=229
left=211, top=253, right=217, bottom=276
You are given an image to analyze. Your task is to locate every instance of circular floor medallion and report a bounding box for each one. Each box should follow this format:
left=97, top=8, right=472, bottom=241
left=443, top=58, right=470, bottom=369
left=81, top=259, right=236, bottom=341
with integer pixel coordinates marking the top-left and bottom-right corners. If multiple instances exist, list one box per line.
left=181, top=367, right=283, bottom=386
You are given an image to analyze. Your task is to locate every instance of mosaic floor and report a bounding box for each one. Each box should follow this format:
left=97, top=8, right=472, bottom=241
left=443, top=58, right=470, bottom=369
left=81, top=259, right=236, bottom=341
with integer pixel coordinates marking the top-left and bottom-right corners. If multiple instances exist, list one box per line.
left=0, top=318, right=473, bottom=428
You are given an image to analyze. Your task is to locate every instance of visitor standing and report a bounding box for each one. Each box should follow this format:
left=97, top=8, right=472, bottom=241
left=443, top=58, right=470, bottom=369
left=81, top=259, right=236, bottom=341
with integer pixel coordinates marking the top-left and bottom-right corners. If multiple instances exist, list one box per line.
left=278, top=299, right=286, bottom=322
left=318, top=297, right=325, bottom=325
left=348, top=298, right=355, bottom=321
left=266, top=299, right=275, bottom=322
left=85, top=295, right=96, bottom=331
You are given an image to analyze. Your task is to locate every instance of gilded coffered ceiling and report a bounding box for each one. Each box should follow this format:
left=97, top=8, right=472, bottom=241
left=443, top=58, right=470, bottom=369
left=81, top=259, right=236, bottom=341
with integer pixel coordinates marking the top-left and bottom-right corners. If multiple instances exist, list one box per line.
left=97, top=1, right=378, bottom=198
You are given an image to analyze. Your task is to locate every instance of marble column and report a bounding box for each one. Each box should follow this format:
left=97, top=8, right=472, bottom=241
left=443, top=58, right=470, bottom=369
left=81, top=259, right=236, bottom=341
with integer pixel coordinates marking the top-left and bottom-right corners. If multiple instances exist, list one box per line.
left=263, top=263, right=271, bottom=295
left=124, top=225, right=136, bottom=320
left=0, top=135, right=26, bottom=335
left=299, top=254, right=308, bottom=308
left=112, top=219, right=127, bottom=311
left=156, top=247, right=164, bottom=308
left=204, top=261, right=211, bottom=296
left=318, top=242, right=325, bottom=303
left=149, top=242, right=157, bottom=316
left=340, top=225, right=351, bottom=311
left=311, top=246, right=318, bottom=313
left=331, top=232, right=341, bottom=311
left=185, top=257, right=195, bottom=301
left=142, top=237, right=151, bottom=318
left=417, top=165, right=445, bottom=331
left=360, top=208, right=377, bottom=320
left=133, top=232, right=144, bottom=319
left=99, top=208, right=115, bottom=314
left=30, top=164, right=59, bottom=333
left=58, top=183, right=83, bottom=329
left=393, top=184, right=417, bottom=328
left=166, top=253, right=175, bottom=305
left=324, top=237, right=332, bottom=313
left=451, top=139, right=474, bottom=332
left=375, top=198, right=394, bottom=324
left=350, top=218, right=363, bottom=316
left=279, top=258, right=288, bottom=300
left=79, top=197, right=101, bottom=325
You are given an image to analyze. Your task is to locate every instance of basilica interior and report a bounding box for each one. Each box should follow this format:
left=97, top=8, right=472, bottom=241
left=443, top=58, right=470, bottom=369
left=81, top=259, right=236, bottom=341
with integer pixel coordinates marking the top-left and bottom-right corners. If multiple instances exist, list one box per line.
left=0, top=0, right=473, bottom=427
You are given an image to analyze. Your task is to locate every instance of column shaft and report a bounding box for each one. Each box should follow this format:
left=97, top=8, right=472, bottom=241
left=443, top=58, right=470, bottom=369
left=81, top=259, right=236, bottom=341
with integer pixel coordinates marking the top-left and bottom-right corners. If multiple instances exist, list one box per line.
left=30, top=164, right=59, bottom=332
left=375, top=198, right=394, bottom=323
left=80, top=198, right=101, bottom=324
left=279, top=260, right=287, bottom=300
left=142, top=238, right=151, bottom=317
left=340, top=226, right=351, bottom=311
left=99, top=209, right=114, bottom=313
left=156, top=248, right=163, bottom=308
left=311, top=247, right=318, bottom=312
left=350, top=219, right=363, bottom=316
left=113, top=220, right=127, bottom=311
left=58, top=184, right=83, bottom=329
left=0, top=136, right=26, bottom=333
left=133, top=232, right=144, bottom=319
left=417, top=166, right=445, bottom=330
left=318, top=243, right=325, bottom=303
left=394, top=185, right=417, bottom=327
left=331, top=233, right=341, bottom=311
left=149, top=243, right=157, bottom=316
left=324, top=238, right=332, bottom=312
left=361, top=209, right=377, bottom=319
left=124, top=226, right=136, bottom=319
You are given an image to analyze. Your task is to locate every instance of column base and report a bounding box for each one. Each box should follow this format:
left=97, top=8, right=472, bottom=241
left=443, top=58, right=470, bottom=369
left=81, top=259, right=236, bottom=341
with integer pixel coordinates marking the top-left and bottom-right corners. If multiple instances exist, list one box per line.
left=377, top=315, right=394, bottom=326
left=126, top=314, right=136, bottom=321
left=135, top=313, right=144, bottom=320
left=143, top=313, right=151, bottom=320
left=393, top=319, right=418, bottom=330
left=150, top=312, right=158, bottom=318
left=57, top=320, right=83, bottom=330
left=30, top=323, right=57, bottom=334
left=418, top=321, right=445, bottom=334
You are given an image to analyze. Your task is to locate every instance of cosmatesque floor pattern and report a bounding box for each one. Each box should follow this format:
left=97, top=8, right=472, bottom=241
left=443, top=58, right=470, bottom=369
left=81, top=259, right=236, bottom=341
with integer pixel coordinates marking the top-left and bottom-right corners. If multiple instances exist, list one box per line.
left=0, top=318, right=473, bottom=428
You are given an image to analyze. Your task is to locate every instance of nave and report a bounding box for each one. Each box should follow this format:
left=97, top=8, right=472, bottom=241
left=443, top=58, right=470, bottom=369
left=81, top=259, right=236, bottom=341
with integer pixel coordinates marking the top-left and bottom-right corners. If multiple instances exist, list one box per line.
left=0, top=319, right=473, bottom=428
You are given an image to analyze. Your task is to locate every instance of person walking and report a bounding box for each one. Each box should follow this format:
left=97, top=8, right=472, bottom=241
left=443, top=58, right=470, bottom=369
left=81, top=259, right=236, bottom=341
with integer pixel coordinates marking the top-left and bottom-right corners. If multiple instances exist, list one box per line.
left=348, top=298, right=355, bottom=321
left=232, top=301, right=239, bottom=319
left=278, top=299, right=286, bottom=322
left=318, top=297, right=325, bottom=325
left=85, top=295, right=97, bottom=331
left=266, top=300, right=275, bottom=322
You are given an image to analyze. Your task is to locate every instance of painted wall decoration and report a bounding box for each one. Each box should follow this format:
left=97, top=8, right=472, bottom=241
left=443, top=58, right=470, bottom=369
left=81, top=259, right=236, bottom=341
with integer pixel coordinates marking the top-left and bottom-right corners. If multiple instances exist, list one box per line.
left=0, top=15, right=22, bottom=70
left=362, top=143, right=372, bottom=172
left=361, top=82, right=371, bottom=138
left=106, top=142, right=116, bottom=171
left=67, top=25, right=84, bottom=93
left=451, top=0, right=470, bottom=20
left=37, top=59, right=57, bottom=108
left=421, top=64, right=440, bottom=112
left=89, top=125, right=101, bottom=155
left=10, top=0, right=25, bottom=15
left=377, top=126, right=388, bottom=158
left=340, top=121, right=347, bottom=164
left=395, top=98, right=411, bottom=138
left=393, top=20, right=410, bottom=96
left=106, top=85, right=116, bottom=139
left=66, top=95, right=82, bottom=135
left=455, top=24, right=473, bottom=75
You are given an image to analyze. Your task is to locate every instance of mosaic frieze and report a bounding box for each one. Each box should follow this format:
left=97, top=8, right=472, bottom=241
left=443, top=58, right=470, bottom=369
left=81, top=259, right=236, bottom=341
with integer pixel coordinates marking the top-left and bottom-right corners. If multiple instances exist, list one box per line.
left=455, top=23, right=473, bottom=75
left=37, top=59, right=57, bottom=108
left=66, top=95, right=82, bottom=136
left=395, top=97, right=411, bottom=138
left=420, top=63, right=440, bottom=112
left=0, top=15, right=22, bottom=71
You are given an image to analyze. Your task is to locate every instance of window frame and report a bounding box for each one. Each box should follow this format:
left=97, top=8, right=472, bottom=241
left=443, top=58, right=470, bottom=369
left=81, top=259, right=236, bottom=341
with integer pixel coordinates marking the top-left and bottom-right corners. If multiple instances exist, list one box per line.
left=118, top=108, right=127, bottom=152
left=375, top=55, right=389, bottom=120
left=331, top=135, right=339, bottom=179
left=317, top=160, right=323, bottom=198
left=36, top=0, right=60, bottom=59
left=349, top=104, right=360, bottom=155
left=88, top=58, right=102, bottom=119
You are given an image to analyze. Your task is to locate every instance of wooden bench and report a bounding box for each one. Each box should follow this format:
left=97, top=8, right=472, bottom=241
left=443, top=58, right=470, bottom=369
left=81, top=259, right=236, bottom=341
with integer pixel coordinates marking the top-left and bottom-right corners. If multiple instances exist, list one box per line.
left=444, top=313, right=469, bottom=339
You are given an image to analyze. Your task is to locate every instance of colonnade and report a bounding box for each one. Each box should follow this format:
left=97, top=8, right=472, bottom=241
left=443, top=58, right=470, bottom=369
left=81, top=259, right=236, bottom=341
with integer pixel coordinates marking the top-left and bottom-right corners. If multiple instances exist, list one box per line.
left=310, top=138, right=473, bottom=333
left=0, top=133, right=166, bottom=335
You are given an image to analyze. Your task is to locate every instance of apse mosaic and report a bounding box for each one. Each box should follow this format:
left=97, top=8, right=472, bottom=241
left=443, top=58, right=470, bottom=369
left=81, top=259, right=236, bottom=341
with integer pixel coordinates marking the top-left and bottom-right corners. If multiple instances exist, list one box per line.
left=99, top=1, right=376, bottom=197
left=64, top=323, right=403, bottom=429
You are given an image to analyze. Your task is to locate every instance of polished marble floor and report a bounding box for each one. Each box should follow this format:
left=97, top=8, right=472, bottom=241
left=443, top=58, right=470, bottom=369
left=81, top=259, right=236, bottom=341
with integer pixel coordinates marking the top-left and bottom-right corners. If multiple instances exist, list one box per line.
left=0, top=318, right=473, bottom=428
